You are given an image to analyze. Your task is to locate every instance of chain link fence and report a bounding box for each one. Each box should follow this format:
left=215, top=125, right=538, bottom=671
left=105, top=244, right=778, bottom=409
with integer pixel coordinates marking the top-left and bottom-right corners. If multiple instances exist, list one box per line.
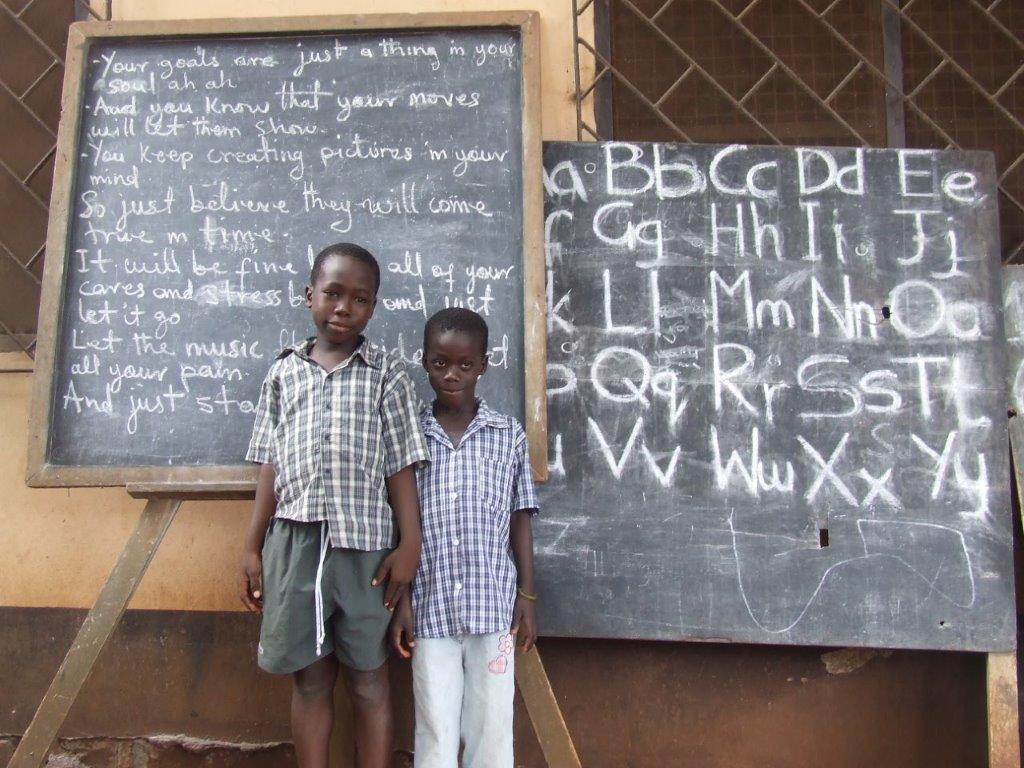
left=0, top=0, right=107, bottom=362
left=572, top=0, right=1024, bottom=263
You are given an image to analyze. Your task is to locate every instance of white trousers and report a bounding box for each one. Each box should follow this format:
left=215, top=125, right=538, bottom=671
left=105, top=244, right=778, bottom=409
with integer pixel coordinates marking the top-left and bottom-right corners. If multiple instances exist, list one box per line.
left=412, top=630, right=515, bottom=768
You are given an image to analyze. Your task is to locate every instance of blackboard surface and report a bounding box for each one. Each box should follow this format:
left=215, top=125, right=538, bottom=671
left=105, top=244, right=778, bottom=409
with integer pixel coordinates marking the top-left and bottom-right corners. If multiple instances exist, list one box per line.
left=42, top=24, right=528, bottom=471
left=1003, top=266, right=1024, bottom=531
left=537, top=141, right=1014, bottom=651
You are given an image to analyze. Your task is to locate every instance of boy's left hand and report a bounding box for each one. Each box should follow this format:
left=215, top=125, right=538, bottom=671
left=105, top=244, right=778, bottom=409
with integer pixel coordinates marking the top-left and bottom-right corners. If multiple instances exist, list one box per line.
left=390, top=595, right=416, bottom=659
left=372, top=540, right=420, bottom=610
left=511, top=596, right=537, bottom=652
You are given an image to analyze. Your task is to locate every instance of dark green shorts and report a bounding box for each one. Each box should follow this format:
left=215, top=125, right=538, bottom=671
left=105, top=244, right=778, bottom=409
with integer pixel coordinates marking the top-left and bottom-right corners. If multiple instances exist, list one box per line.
left=258, top=518, right=392, bottom=674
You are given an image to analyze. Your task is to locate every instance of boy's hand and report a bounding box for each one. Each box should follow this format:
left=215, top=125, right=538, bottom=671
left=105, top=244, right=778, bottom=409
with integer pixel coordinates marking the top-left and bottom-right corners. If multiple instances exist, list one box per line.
left=511, top=596, right=537, bottom=652
left=372, top=540, right=420, bottom=610
left=390, top=595, right=416, bottom=659
left=239, top=550, right=263, bottom=613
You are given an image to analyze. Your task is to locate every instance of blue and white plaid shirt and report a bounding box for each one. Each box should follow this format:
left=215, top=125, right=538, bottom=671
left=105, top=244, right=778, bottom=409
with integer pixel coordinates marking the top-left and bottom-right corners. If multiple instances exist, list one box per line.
left=412, top=400, right=539, bottom=638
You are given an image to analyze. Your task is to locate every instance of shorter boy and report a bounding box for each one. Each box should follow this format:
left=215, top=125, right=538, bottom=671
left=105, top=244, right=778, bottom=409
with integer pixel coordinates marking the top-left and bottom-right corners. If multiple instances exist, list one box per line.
left=391, top=307, right=539, bottom=768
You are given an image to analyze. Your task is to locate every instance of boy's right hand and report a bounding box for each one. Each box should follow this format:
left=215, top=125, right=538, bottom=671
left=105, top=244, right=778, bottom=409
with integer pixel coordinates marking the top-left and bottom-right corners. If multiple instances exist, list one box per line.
left=239, top=550, right=263, bottom=613
left=390, top=595, right=416, bottom=659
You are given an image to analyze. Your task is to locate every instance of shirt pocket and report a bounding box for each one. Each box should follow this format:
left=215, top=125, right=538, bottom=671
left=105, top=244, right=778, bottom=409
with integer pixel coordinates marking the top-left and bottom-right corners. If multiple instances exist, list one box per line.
left=480, top=458, right=513, bottom=513
left=333, top=405, right=383, bottom=477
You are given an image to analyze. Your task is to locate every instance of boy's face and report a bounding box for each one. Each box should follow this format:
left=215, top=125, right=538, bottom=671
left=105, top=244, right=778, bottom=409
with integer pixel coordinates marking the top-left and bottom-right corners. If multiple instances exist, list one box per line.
left=305, top=253, right=377, bottom=347
left=423, top=329, right=488, bottom=405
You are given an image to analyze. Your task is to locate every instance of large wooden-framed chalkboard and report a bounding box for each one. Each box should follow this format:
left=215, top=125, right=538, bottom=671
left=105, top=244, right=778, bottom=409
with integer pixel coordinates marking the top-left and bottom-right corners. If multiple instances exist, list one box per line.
left=536, top=141, right=1013, bottom=652
left=26, top=13, right=545, bottom=487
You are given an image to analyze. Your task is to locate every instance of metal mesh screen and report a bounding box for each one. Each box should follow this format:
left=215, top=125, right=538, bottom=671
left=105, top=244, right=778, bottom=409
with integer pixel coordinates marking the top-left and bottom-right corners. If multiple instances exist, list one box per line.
left=0, top=0, right=107, bottom=359
left=574, top=0, right=1024, bottom=262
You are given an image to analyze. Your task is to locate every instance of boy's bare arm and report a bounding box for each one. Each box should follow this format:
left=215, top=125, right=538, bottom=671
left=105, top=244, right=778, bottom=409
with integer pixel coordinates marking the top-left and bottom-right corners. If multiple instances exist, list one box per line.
left=510, top=509, right=538, bottom=651
left=374, top=465, right=422, bottom=611
left=239, top=462, right=276, bottom=613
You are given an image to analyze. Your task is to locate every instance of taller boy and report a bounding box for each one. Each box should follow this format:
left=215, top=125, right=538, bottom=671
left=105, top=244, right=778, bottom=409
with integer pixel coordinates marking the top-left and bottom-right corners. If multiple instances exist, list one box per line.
left=239, top=242, right=428, bottom=768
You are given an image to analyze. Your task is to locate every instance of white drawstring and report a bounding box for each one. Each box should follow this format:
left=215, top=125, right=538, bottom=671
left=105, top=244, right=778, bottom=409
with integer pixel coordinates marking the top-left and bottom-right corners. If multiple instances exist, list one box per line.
left=314, top=521, right=330, bottom=656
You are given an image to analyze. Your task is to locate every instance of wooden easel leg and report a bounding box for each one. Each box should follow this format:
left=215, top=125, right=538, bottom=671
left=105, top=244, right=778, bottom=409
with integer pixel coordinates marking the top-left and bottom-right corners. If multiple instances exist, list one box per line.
left=8, top=497, right=181, bottom=768
left=515, top=646, right=582, bottom=768
left=988, top=651, right=1021, bottom=768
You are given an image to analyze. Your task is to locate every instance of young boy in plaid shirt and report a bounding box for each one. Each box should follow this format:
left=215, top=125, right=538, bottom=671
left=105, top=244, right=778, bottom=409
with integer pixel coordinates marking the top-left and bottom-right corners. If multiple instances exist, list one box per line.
left=239, top=242, right=428, bottom=768
left=391, top=307, right=539, bottom=768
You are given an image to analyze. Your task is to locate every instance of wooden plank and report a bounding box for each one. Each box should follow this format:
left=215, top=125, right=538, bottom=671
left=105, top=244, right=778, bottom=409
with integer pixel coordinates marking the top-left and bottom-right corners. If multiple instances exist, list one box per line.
left=29, top=463, right=260, bottom=489
left=126, top=480, right=255, bottom=499
left=881, top=0, right=906, bottom=148
left=66, top=11, right=542, bottom=38
left=518, top=10, right=549, bottom=482
left=7, top=497, right=180, bottom=768
left=515, top=647, right=582, bottom=768
left=996, top=267, right=1022, bottom=768
left=24, top=23, right=85, bottom=488
left=987, top=652, right=1020, bottom=768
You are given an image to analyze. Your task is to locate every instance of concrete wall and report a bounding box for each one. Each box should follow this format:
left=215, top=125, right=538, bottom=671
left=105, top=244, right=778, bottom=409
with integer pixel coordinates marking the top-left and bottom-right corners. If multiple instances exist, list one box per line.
left=0, top=1, right=1007, bottom=765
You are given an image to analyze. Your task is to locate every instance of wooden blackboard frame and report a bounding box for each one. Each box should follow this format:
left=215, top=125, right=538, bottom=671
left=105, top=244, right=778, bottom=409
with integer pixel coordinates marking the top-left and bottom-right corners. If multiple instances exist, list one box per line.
left=26, top=12, right=546, bottom=488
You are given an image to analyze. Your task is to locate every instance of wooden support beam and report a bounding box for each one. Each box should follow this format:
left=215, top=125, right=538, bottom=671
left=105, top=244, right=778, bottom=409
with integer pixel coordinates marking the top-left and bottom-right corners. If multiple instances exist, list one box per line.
left=987, top=651, right=1021, bottom=768
left=7, top=498, right=181, bottom=768
left=126, top=480, right=255, bottom=500
left=516, top=646, right=583, bottom=768
left=881, top=0, right=906, bottom=148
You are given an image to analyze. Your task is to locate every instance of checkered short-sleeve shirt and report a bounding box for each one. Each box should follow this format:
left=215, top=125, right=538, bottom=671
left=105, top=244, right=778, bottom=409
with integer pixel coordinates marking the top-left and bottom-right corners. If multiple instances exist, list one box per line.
left=412, top=401, right=539, bottom=638
left=246, top=336, right=429, bottom=550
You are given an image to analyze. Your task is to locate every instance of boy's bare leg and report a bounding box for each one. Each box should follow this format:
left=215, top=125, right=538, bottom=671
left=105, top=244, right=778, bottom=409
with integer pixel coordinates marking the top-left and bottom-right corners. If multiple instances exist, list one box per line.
left=292, top=655, right=340, bottom=768
left=341, top=661, right=393, bottom=768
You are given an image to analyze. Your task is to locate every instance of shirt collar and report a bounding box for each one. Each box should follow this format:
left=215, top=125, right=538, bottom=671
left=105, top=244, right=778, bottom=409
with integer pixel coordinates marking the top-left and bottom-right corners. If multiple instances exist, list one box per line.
left=286, top=335, right=382, bottom=369
left=421, top=399, right=508, bottom=448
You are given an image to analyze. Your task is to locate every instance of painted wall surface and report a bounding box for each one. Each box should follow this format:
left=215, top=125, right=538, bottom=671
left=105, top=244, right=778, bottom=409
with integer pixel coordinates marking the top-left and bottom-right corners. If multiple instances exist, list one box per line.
left=0, top=0, right=592, bottom=611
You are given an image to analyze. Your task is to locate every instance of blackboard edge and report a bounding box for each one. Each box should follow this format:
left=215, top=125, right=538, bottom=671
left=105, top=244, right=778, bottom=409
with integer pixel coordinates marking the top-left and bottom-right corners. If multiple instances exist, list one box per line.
left=27, top=462, right=259, bottom=489
left=65, top=12, right=542, bottom=43
left=27, top=24, right=91, bottom=489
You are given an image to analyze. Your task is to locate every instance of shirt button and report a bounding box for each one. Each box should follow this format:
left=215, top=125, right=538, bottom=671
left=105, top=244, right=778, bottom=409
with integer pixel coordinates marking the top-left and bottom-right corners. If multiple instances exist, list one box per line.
left=454, top=582, right=462, bottom=592
left=450, top=492, right=458, bottom=501
left=452, top=537, right=460, bottom=546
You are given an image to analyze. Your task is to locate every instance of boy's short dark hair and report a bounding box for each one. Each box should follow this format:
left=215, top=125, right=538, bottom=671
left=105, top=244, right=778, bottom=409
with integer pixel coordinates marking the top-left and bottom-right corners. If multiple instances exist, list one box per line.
left=424, top=307, right=489, bottom=356
left=310, top=242, right=381, bottom=293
